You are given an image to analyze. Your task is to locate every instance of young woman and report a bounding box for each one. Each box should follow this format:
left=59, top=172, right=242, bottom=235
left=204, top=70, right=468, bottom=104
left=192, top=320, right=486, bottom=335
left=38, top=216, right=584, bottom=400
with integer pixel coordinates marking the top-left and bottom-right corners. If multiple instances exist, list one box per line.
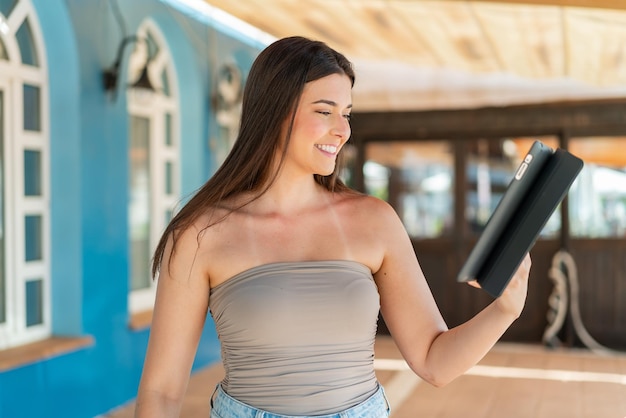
left=134, top=36, right=531, bottom=418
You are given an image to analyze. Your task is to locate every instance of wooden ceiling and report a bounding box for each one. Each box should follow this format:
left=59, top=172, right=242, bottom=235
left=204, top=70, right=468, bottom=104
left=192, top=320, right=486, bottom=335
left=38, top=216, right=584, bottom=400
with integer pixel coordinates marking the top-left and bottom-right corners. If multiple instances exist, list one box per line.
left=202, top=0, right=626, bottom=110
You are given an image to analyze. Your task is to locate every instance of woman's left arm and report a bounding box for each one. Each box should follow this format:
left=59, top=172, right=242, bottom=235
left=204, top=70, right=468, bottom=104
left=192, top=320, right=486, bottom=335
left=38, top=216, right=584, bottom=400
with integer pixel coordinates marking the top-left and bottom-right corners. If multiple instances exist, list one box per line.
left=372, top=198, right=531, bottom=387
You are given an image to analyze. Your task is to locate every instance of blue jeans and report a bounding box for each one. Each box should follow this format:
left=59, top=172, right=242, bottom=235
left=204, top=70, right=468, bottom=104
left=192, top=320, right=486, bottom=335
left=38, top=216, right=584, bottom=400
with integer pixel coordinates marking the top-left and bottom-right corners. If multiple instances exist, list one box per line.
left=210, top=383, right=391, bottom=418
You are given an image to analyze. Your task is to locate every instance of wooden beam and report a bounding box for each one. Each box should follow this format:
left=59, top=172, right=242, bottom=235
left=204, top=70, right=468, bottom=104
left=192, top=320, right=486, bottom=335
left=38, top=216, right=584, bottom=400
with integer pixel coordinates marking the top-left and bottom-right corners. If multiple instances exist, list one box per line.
left=351, top=98, right=626, bottom=142
left=445, top=0, right=626, bottom=11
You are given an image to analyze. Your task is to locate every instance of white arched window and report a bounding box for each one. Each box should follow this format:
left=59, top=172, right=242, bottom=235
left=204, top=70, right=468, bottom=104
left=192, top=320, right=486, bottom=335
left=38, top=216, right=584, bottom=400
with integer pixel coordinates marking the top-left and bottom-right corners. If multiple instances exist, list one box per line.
left=127, top=21, right=179, bottom=314
left=0, top=0, right=50, bottom=349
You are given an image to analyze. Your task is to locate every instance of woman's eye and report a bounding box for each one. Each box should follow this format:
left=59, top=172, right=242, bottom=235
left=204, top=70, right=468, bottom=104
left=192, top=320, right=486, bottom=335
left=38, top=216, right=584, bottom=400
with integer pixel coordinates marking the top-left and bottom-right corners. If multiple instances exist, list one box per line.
left=315, top=111, right=350, bottom=121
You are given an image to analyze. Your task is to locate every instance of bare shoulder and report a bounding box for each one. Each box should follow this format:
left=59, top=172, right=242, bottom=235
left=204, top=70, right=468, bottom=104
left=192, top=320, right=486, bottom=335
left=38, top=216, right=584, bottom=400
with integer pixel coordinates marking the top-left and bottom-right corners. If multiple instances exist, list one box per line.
left=160, top=206, right=231, bottom=280
left=189, top=205, right=235, bottom=252
left=187, top=202, right=260, bottom=286
left=332, top=192, right=408, bottom=271
left=335, top=192, right=403, bottom=231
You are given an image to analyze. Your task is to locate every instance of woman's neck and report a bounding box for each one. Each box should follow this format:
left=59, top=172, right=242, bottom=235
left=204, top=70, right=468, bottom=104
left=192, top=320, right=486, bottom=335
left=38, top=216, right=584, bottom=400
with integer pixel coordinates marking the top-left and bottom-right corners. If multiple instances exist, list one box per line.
left=249, top=175, right=330, bottom=217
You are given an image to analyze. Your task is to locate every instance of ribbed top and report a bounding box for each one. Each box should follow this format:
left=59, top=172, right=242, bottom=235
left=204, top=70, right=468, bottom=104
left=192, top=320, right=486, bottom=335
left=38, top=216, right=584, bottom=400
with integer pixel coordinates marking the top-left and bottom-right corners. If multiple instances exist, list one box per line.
left=209, top=260, right=380, bottom=415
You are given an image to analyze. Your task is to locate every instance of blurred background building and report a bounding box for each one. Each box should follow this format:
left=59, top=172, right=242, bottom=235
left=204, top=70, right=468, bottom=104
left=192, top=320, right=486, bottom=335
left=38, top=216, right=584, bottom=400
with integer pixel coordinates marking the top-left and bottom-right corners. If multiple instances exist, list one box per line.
left=0, top=1, right=624, bottom=417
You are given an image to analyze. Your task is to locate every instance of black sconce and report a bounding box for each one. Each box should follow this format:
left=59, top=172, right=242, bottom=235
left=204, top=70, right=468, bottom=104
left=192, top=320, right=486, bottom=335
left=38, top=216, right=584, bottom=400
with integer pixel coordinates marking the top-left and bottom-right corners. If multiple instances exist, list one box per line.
left=103, top=35, right=156, bottom=100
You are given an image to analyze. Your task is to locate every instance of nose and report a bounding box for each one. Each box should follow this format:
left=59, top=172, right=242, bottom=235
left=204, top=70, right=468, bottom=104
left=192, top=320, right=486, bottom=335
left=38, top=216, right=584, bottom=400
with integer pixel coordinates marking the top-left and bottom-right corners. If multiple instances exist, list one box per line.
left=331, top=115, right=351, bottom=141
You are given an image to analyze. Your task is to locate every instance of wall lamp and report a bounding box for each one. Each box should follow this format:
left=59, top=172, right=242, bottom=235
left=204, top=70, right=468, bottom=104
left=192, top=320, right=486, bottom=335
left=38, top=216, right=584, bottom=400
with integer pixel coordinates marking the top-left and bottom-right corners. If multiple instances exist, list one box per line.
left=103, top=35, right=156, bottom=100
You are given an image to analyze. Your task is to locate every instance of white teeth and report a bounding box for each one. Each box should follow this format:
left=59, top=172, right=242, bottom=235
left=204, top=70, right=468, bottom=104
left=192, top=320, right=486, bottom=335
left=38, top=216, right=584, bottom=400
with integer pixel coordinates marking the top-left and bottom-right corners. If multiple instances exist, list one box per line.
left=316, top=144, right=338, bottom=154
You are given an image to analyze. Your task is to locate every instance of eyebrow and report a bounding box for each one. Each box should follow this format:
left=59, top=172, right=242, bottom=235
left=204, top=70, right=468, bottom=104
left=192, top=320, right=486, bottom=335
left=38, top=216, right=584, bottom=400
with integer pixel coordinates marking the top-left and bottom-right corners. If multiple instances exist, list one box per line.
left=312, top=99, right=352, bottom=109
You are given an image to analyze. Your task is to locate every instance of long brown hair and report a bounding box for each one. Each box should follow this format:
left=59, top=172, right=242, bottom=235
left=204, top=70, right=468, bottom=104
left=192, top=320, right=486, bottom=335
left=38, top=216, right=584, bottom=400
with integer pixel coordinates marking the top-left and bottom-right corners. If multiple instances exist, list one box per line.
left=152, top=36, right=356, bottom=277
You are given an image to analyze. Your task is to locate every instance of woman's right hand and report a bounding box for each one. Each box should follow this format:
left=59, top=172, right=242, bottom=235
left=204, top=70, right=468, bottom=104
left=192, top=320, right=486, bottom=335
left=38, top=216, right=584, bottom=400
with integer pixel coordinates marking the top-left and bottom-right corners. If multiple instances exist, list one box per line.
left=494, top=252, right=532, bottom=319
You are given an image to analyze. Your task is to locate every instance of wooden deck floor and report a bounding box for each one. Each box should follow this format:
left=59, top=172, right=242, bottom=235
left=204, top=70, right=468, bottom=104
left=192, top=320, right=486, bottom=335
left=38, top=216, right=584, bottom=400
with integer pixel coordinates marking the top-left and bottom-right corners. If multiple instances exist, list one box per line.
left=104, top=336, right=626, bottom=418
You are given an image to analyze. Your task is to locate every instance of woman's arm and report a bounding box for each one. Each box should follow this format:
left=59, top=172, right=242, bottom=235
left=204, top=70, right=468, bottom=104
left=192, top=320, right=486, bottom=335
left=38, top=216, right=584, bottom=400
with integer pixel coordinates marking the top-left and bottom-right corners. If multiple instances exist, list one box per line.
left=135, top=225, right=211, bottom=417
left=372, top=198, right=531, bottom=387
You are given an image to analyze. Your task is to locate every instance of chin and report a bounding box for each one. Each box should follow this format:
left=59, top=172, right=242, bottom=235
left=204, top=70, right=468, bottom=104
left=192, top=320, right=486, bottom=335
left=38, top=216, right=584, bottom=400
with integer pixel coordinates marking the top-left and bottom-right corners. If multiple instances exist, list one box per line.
left=315, top=168, right=335, bottom=177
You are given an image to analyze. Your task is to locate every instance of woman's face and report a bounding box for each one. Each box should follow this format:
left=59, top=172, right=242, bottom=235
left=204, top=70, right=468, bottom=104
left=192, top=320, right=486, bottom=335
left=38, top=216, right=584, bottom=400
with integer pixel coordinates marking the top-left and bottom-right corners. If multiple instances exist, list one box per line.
left=282, top=73, right=352, bottom=178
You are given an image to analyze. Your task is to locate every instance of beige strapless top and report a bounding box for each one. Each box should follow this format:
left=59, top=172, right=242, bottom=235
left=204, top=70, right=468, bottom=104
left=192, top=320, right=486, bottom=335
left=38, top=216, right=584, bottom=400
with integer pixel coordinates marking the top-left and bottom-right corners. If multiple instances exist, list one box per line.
left=209, top=260, right=380, bottom=415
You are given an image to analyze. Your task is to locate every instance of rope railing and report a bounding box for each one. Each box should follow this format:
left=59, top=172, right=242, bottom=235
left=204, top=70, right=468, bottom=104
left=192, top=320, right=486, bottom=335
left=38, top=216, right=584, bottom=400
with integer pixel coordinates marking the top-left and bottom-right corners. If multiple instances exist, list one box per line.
left=543, top=250, right=621, bottom=355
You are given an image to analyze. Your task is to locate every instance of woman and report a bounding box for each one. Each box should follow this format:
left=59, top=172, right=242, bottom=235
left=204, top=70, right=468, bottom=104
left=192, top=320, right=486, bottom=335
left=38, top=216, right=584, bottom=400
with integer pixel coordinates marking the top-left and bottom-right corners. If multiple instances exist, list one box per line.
left=134, top=36, right=531, bottom=418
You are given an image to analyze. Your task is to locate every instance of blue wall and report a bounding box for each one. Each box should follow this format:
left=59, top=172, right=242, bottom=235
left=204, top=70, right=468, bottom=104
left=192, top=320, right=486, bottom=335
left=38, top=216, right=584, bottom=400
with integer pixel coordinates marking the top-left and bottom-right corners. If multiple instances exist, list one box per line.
left=0, top=1, right=262, bottom=417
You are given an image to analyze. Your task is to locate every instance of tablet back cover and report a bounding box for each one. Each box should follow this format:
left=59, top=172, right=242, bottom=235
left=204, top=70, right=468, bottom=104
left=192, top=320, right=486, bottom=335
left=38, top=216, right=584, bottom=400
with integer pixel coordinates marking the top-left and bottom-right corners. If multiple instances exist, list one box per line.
left=457, top=143, right=584, bottom=298
left=457, top=141, right=554, bottom=283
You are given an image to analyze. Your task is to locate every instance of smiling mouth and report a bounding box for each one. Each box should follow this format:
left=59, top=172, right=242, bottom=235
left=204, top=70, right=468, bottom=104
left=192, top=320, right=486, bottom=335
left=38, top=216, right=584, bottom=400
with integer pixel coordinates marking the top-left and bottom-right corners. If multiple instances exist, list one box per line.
left=315, top=144, right=338, bottom=154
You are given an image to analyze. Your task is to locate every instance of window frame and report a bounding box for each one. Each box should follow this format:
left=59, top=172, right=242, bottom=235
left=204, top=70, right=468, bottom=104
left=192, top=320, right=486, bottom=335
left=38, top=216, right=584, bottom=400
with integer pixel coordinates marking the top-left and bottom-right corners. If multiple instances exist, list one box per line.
left=127, top=20, right=179, bottom=314
left=0, top=0, right=50, bottom=349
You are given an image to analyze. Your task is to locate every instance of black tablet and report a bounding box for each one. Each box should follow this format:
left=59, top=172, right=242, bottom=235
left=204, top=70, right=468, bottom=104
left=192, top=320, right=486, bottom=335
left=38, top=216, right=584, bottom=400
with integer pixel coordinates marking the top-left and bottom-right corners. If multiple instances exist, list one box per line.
left=457, top=140, right=584, bottom=298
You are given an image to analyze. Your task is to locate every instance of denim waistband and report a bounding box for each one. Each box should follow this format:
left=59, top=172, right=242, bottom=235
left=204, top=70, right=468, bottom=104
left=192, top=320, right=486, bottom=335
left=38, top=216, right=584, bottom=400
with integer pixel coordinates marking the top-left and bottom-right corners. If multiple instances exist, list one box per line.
left=210, top=383, right=390, bottom=418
